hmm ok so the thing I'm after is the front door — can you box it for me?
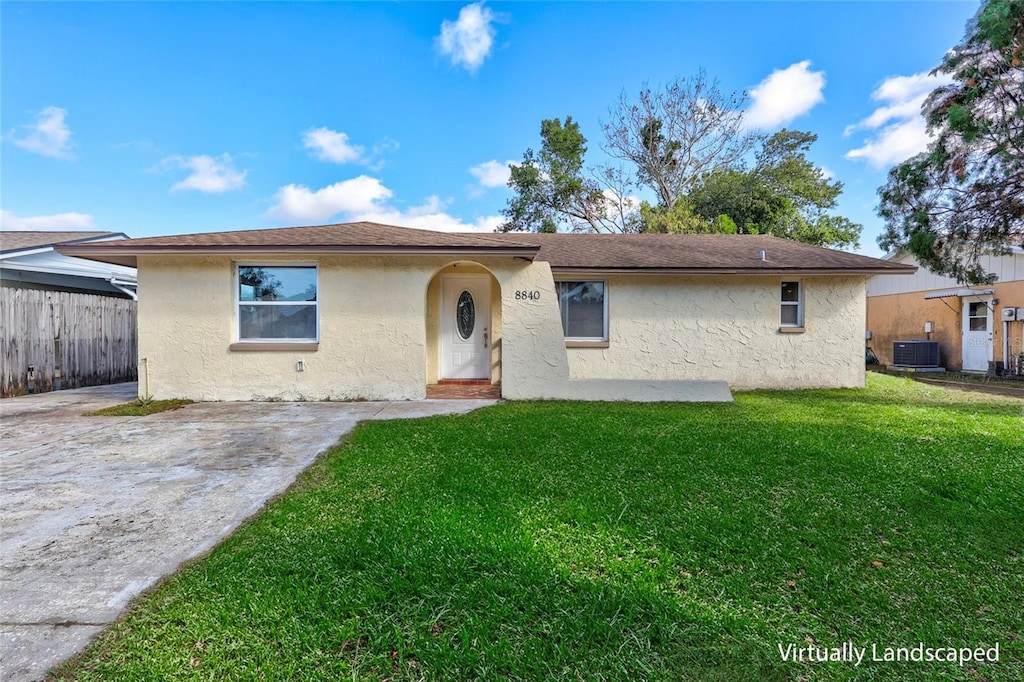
[962,297,993,372]
[441,275,491,379]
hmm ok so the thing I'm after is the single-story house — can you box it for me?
[59,222,914,402]
[1,231,139,396]
[867,248,1024,373]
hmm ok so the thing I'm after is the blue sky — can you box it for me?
[2,1,977,256]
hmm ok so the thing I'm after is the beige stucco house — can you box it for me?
[60,222,913,402]
[867,248,1024,373]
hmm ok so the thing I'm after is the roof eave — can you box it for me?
[56,243,540,268]
[548,266,918,276]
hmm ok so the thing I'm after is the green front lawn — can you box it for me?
[56,375,1023,681]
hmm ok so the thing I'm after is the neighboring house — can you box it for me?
[1,231,137,297]
[59,222,913,402]
[1,231,138,396]
[867,249,1024,373]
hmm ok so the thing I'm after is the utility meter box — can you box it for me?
[1002,307,1018,321]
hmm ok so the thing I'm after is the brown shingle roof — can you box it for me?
[56,221,915,274]
[82,222,535,250]
[0,231,124,254]
[512,232,915,273]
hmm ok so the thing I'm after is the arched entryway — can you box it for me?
[424,262,501,398]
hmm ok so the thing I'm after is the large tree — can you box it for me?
[503,76,860,245]
[685,130,862,248]
[877,0,1024,284]
[602,72,760,206]
[501,117,638,233]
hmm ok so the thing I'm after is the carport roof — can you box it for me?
[56,221,917,275]
[1,231,127,255]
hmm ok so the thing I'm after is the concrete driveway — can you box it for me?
[0,383,496,682]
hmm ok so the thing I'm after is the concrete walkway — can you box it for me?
[0,383,496,682]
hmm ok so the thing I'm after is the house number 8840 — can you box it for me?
[515,290,541,301]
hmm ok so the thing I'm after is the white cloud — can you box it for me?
[265,177,501,232]
[845,118,933,169]
[469,159,516,188]
[160,154,247,193]
[352,195,504,233]
[303,127,365,164]
[8,106,74,159]
[265,176,394,223]
[845,71,954,169]
[437,2,497,73]
[302,129,398,170]
[745,61,826,130]
[0,210,94,231]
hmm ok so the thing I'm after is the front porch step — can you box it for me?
[427,383,501,399]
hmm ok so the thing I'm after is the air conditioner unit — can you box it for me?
[893,340,940,367]
[1002,307,1018,321]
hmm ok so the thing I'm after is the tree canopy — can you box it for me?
[502,76,861,248]
[602,73,759,207]
[501,117,637,233]
[877,0,1024,284]
[685,130,861,247]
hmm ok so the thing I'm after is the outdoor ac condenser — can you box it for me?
[893,340,940,367]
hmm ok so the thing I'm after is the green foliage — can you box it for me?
[878,0,1024,284]
[687,130,862,248]
[711,214,738,234]
[503,78,860,246]
[639,198,711,234]
[501,117,625,233]
[58,375,1023,680]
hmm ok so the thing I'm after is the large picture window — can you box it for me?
[556,281,608,341]
[237,265,318,341]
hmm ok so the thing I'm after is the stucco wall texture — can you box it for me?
[566,275,866,390]
[137,256,866,400]
[137,255,569,401]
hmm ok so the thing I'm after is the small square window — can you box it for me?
[780,281,803,327]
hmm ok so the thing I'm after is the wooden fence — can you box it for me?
[1,287,137,397]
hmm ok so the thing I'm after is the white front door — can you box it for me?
[441,275,491,379]
[962,297,993,372]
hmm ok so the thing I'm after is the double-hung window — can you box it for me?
[555,280,608,342]
[780,280,803,328]
[237,265,318,342]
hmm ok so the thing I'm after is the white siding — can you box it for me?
[867,251,1023,297]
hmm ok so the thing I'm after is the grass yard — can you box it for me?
[84,398,193,417]
[55,374,1023,681]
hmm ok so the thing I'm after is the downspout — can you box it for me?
[109,277,138,300]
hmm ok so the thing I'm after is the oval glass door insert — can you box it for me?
[456,290,475,340]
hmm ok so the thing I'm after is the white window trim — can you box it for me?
[234,263,320,343]
[780,279,804,329]
[555,279,610,343]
